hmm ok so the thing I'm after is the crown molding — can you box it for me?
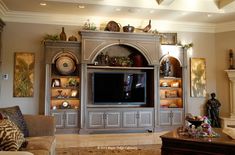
[0,1,234,33]
[0,10,217,33]
[215,21,235,32]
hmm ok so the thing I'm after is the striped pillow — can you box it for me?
[0,113,25,151]
[0,106,29,137]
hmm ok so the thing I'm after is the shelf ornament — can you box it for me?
[177,42,193,50]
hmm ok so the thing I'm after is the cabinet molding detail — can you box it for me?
[80,30,160,65]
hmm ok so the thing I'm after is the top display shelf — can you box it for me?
[87,65,154,70]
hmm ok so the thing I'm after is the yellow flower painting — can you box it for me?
[190,58,206,97]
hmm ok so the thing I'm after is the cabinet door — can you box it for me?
[65,111,78,128]
[88,111,104,128]
[105,112,121,128]
[159,111,171,126]
[138,110,153,127]
[172,110,183,125]
[123,111,138,128]
[51,111,64,128]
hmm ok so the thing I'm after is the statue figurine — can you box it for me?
[206,93,221,128]
[229,49,234,69]
[161,57,171,77]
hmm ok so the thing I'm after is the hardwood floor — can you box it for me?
[56,132,166,155]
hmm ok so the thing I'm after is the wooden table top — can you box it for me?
[160,128,235,147]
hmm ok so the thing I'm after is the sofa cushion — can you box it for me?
[22,136,56,155]
[0,113,26,151]
[0,106,29,137]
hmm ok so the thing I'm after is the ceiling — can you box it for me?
[1,0,235,23]
[0,0,235,32]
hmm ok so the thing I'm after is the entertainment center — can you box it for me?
[44,30,187,133]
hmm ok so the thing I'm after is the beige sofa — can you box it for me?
[0,115,56,155]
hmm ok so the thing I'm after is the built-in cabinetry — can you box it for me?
[159,109,183,126]
[43,31,187,133]
[52,109,79,128]
[44,41,81,133]
[157,45,187,130]
[87,108,153,130]
[79,30,159,133]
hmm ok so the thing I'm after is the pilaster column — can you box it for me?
[225,70,235,118]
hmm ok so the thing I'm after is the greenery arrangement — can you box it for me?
[43,34,60,41]
[178,42,193,50]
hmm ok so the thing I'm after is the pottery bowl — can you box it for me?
[123,25,135,32]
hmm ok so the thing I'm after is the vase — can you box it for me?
[133,54,143,67]
[60,27,67,41]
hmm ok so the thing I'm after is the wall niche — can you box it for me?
[93,44,149,67]
[160,55,182,78]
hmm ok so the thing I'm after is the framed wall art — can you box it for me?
[159,33,177,45]
[14,52,35,97]
[190,58,206,97]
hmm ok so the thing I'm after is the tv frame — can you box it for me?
[92,72,147,106]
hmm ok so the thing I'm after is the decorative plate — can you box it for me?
[104,21,120,32]
[56,56,76,75]
[62,101,69,108]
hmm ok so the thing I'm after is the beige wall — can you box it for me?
[215,31,235,117]
[0,22,80,114]
[0,22,220,116]
[177,32,217,116]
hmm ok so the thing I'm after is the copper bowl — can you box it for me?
[123,25,135,32]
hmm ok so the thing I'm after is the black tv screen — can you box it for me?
[93,72,146,105]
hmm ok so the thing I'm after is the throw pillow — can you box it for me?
[0,113,26,151]
[0,106,29,137]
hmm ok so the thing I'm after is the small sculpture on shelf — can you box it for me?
[67,78,78,87]
[95,52,106,65]
[206,93,221,128]
[161,57,171,77]
[136,20,151,33]
[83,19,96,30]
[95,52,133,67]
[68,35,77,41]
[51,79,61,87]
[229,49,234,69]
[60,101,71,109]
[57,90,63,98]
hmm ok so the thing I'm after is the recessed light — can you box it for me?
[115,8,121,11]
[128,8,140,13]
[40,2,47,6]
[149,10,155,14]
[207,14,212,17]
[78,5,85,9]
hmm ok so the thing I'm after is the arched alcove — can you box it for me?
[91,44,149,67]
[160,55,182,77]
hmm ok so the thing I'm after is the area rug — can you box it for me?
[56,144,161,155]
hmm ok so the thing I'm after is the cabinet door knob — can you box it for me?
[103,113,107,119]
[136,113,140,119]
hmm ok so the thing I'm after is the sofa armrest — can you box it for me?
[23,115,55,137]
[0,151,34,155]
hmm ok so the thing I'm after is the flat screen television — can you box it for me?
[93,72,146,105]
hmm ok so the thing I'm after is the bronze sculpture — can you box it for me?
[206,93,221,127]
